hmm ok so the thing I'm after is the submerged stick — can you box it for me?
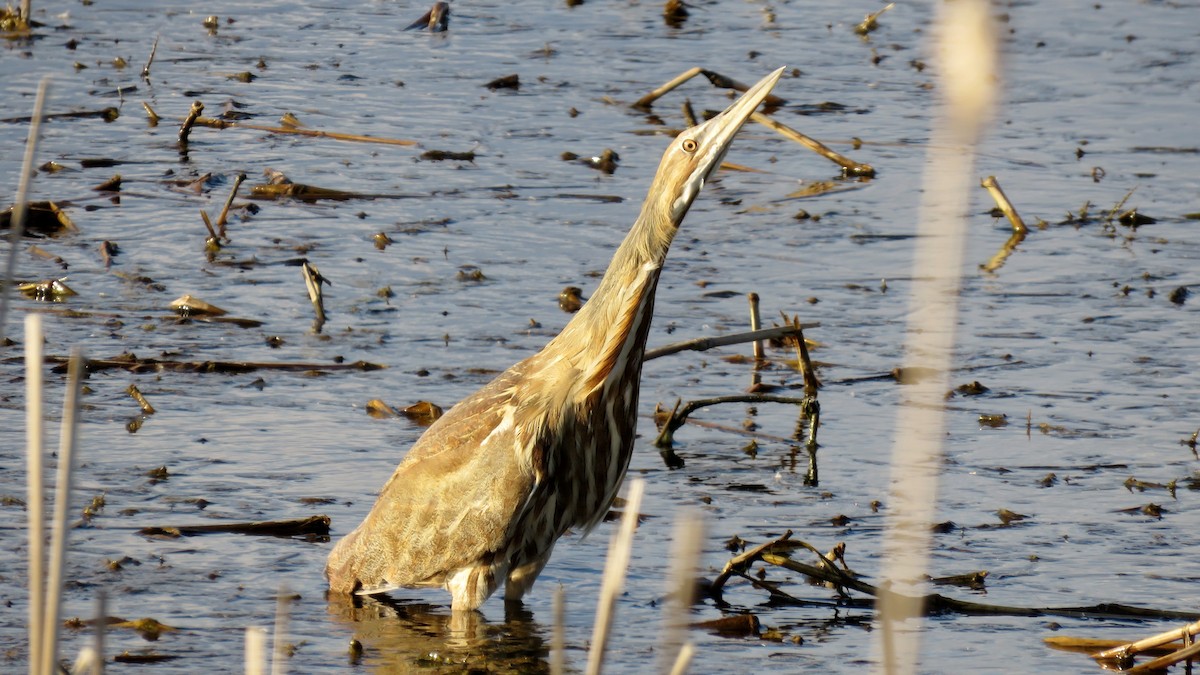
[25,315,45,675]
[747,293,764,361]
[643,323,817,361]
[191,116,418,146]
[980,175,1028,234]
[41,348,85,673]
[215,172,246,239]
[655,393,809,447]
[1,77,49,341]
[301,261,328,332]
[141,35,159,80]
[751,112,875,177]
[632,67,703,109]
[178,101,204,144]
[586,478,644,675]
[700,70,789,107]
[1092,618,1200,662]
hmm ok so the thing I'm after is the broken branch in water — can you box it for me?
[301,261,328,332]
[751,111,875,177]
[981,175,1028,234]
[715,532,1200,623]
[141,35,159,80]
[178,101,203,144]
[215,172,246,240]
[137,515,331,538]
[37,353,385,374]
[633,67,703,109]
[747,293,764,361]
[191,114,418,147]
[654,393,810,447]
[632,67,788,110]
[643,323,818,361]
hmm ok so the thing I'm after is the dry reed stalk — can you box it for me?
[875,2,997,674]
[749,111,875,177]
[1,77,50,341]
[551,585,565,675]
[1094,618,1200,661]
[667,642,695,675]
[980,175,1028,234]
[25,314,44,675]
[585,478,645,675]
[633,67,703,109]
[747,293,763,361]
[245,626,268,675]
[41,348,85,672]
[215,172,247,238]
[270,586,291,675]
[642,323,817,361]
[657,511,703,674]
[192,116,418,146]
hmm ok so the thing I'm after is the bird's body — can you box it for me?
[326,67,785,611]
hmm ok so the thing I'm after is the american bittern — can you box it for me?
[326,67,785,611]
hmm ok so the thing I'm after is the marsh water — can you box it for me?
[2,0,1199,672]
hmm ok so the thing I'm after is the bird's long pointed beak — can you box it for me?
[700,66,786,160]
[665,66,785,222]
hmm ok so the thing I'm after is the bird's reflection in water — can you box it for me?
[327,592,553,673]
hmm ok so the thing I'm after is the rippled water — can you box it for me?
[2,0,1198,672]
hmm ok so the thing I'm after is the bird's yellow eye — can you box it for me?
[681,138,698,153]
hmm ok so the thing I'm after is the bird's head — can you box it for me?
[649,66,785,227]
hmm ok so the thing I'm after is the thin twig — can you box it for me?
[41,348,85,673]
[751,111,875,177]
[655,394,809,447]
[980,175,1028,234]
[633,67,703,109]
[586,478,644,675]
[141,35,159,80]
[1,76,50,342]
[643,323,817,361]
[747,293,763,361]
[178,101,204,144]
[215,172,246,240]
[25,314,45,675]
[1093,618,1200,661]
[191,116,418,146]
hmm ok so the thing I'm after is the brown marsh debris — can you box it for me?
[41,352,385,374]
[485,74,520,91]
[406,2,450,32]
[1,201,77,237]
[137,514,331,538]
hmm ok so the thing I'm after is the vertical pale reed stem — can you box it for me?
[25,315,44,675]
[875,2,997,674]
[1,77,49,342]
[41,349,85,674]
[585,478,644,675]
[658,510,703,674]
[245,627,268,675]
[551,585,565,675]
[270,586,291,675]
